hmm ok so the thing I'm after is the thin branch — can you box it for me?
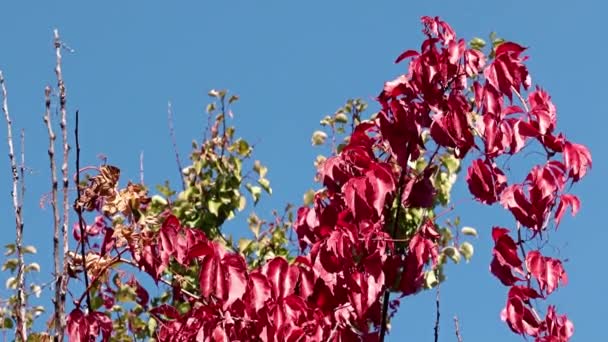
[54,28,70,340]
[167,101,186,190]
[379,172,406,342]
[139,151,144,184]
[434,284,440,342]
[0,71,27,341]
[19,129,25,206]
[43,84,61,339]
[74,110,92,310]
[454,316,463,342]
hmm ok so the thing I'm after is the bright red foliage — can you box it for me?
[66,16,590,342]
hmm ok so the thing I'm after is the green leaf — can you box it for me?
[148,318,158,337]
[5,276,16,289]
[258,178,272,195]
[246,184,262,205]
[115,286,137,303]
[25,262,40,273]
[22,245,37,254]
[1,258,17,272]
[228,94,239,104]
[236,139,250,156]
[311,130,328,146]
[4,244,15,256]
[459,242,474,262]
[30,284,42,298]
[443,246,461,264]
[238,196,247,212]
[303,189,315,205]
[469,37,486,50]
[334,113,348,123]
[253,161,268,178]
[208,200,222,216]
[461,226,478,237]
[1,318,13,329]
[424,270,438,289]
[441,154,460,174]
[238,239,252,253]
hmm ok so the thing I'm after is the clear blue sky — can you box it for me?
[0,1,605,341]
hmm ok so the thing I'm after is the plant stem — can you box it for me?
[74,110,92,311]
[1,71,27,341]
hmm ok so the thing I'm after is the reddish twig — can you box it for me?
[167,101,186,190]
[1,71,27,341]
[140,151,144,184]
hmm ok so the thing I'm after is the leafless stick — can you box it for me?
[74,110,92,311]
[434,284,440,342]
[168,101,185,190]
[44,84,62,339]
[54,28,70,340]
[1,71,27,341]
[19,129,25,206]
[454,316,463,342]
[139,151,144,184]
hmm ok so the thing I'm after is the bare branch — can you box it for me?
[379,172,406,342]
[1,71,27,341]
[434,284,440,342]
[139,151,144,184]
[74,110,92,311]
[454,316,463,342]
[168,101,185,190]
[54,28,70,340]
[44,83,62,340]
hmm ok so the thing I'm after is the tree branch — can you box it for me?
[168,101,185,190]
[434,284,440,342]
[454,316,463,342]
[54,28,70,340]
[0,71,27,341]
[379,172,406,342]
[43,83,62,339]
[74,110,92,311]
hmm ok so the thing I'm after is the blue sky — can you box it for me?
[0,1,605,341]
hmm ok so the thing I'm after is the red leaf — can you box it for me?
[246,272,271,313]
[490,227,524,285]
[563,141,592,182]
[222,253,248,308]
[394,50,419,64]
[66,309,87,342]
[501,286,542,336]
[542,306,574,341]
[263,257,299,299]
[554,194,580,228]
[87,312,112,342]
[526,250,568,295]
[467,159,507,204]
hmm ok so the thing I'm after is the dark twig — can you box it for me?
[19,129,25,206]
[379,172,406,342]
[454,316,463,342]
[168,101,186,190]
[43,84,62,339]
[54,28,70,340]
[74,110,92,310]
[434,283,440,342]
[1,71,27,341]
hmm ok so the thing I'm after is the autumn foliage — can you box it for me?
[1,16,591,342]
